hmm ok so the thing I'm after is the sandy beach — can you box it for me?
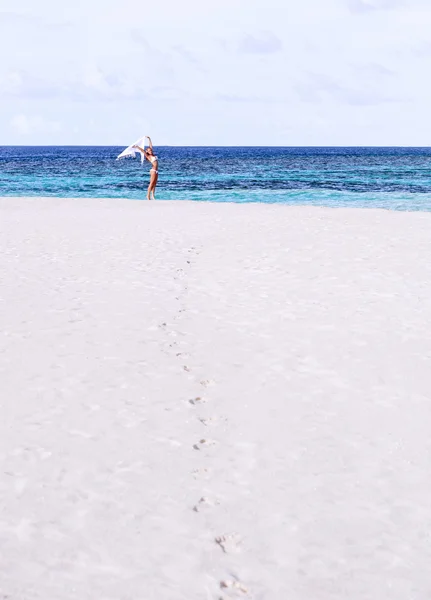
[1,197,431,600]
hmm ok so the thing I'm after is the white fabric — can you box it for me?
[117,136,146,164]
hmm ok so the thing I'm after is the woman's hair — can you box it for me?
[146,147,153,154]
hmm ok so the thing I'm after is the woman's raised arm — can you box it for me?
[132,145,149,162]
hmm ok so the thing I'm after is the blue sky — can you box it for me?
[1,0,430,145]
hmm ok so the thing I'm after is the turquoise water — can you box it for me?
[1,146,431,210]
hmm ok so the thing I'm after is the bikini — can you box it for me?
[149,154,159,174]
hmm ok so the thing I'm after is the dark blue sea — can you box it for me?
[1,146,431,210]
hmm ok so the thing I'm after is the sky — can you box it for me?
[1,0,430,146]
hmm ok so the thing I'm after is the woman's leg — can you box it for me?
[150,173,158,200]
[147,171,157,200]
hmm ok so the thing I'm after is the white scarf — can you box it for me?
[117,136,146,164]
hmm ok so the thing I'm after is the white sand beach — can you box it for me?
[1,197,431,600]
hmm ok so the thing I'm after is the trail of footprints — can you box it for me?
[160,246,251,599]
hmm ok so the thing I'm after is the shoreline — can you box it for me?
[2,194,431,214]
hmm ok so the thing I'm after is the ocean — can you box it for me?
[1,146,431,211]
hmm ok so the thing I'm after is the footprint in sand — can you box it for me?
[215,533,243,554]
[188,396,207,406]
[193,439,217,450]
[220,579,250,597]
[192,468,210,479]
[198,416,217,426]
[192,496,220,512]
[200,379,215,388]
[183,365,191,372]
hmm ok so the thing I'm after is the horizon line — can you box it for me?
[1,144,431,149]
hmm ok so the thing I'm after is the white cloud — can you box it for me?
[345,0,418,12]
[0,70,23,94]
[11,114,62,135]
[239,32,282,54]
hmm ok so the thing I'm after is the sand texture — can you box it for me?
[1,198,431,599]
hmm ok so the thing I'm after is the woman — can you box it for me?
[133,136,159,200]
